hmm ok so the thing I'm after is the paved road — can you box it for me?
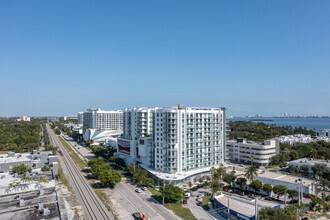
[184,189,212,220]
[59,134,180,220]
[46,124,114,220]
[116,178,181,220]
[62,134,95,160]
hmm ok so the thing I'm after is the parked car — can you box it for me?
[183,199,188,204]
[239,164,244,167]
[185,193,191,199]
[197,198,203,206]
[135,188,142,193]
[141,186,148,191]
[304,194,313,199]
[197,193,205,198]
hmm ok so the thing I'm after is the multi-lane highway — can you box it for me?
[46,124,114,220]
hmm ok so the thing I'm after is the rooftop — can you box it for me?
[233,169,316,186]
[215,193,280,217]
[289,158,330,168]
[0,153,35,164]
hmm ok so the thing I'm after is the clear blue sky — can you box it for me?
[1,1,329,116]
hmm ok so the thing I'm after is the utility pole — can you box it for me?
[301,182,304,205]
[227,199,230,220]
[298,184,300,206]
[162,181,165,205]
[255,197,258,220]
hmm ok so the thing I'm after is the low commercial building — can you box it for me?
[16,116,31,121]
[226,138,279,167]
[0,151,58,178]
[47,116,59,122]
[316,129,330,137]
[214,193,280,220]
[288,158,330,173]
[274,134,313,145]
[256,171,317,194]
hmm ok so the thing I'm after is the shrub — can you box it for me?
[10,164,32,175]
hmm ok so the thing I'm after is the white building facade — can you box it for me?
[117,105,227,183]
[316,129,330,137]
[226,138,279,167]
[82,108,123,132]
[77,112,84,125]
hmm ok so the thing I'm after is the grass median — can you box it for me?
[59,136,87,170]
[149,187,197,220]
[202,196,210,211]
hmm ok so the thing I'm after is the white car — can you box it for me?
[197,193,205,198]
[239,164,244,167]
[141,187,148,191]
[185,193,191,199]
[135,188,142,193]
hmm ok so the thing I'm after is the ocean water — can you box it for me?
[228,117,330,130]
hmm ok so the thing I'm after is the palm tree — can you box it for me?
[309,149,317,159]
[182,168,187,176]
[250,156,254,166]
[8,183,15,189]
[245,165,258,182]
[211,165,225,182]
[39,177,49,184]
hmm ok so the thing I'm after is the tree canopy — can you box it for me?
[10,164,32,175]
[236,177,247,190]
[159,184,184,203]
[0,120,42,152]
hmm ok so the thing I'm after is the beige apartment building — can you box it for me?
[226,138,279,167]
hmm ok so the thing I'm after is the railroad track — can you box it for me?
[46,124,112,220]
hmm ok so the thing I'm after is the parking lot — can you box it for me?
[183,187,213,220]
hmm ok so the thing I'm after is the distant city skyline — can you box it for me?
[1,1,329,116]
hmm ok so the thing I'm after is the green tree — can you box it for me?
[273,185,287,200]
[235,177,247,190]
[245,165,258,182]
[287,190,298,202]
[10,164,32,175]
[133,168,154,186]
[249,180,262,195]
[299,165,309,175]
[55,128,61,135]
[41,164,51,171]
[223,171,236,187]
[99,169,122,188]
[39,176,49,184]
[312,163,327,177]
[159,184,184,203]
[309,196,328,212]
[260,205,298,220]
[262,184,272,196]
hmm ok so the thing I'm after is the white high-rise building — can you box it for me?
[77,112,84,125]
[82,108,123,132]
[117,104,227,184]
